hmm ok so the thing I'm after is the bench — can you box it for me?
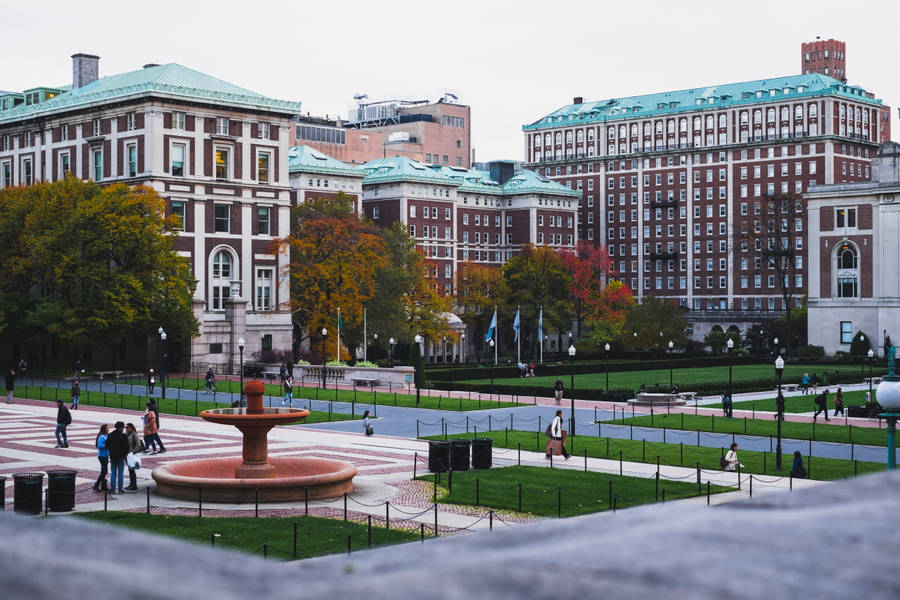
[351,377,380,389]
[783,384,799,392]
[678,392,697,402]
[93,370,123,380]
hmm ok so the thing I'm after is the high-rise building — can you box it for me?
[0,54,301,370]
[523,70,890,337]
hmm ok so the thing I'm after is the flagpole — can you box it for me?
[337,307,341,364]
[539,305,543,365]
[494,305,498,366]
[363,307,367,363]
[516,305,520,365]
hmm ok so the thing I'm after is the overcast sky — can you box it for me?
[3,0,899,161]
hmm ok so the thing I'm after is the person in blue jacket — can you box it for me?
[92,424,109,491]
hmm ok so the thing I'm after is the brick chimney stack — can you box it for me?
[72,53,100,89]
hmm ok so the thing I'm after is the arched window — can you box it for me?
[211,249,235,310]
[753,110,762,124]
[835,242,859,298]
[718,114,726,127]
[705,115,713,129]
[565,131,573,143]
[544,133,551,146]
[555,132,562,144]
[576,129,583,142]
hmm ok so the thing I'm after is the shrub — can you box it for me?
[795,345,825,358]
[250,348,294,364]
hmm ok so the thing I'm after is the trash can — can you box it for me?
[471,438,493,469]
[13,472,44,515]
[450,439,471,472]
[46,469,77,512]
[428,441,450,473]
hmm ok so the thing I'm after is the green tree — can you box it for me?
[0,178,197,360]
[455,261,506,360]
[622,297,687,355]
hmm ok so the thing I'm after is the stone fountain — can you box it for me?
[152,380,356,502]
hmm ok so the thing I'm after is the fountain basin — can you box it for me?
[152,456,357,502]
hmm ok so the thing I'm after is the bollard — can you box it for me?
[386,502,390,530]
[489,510,493,531]
[346,536,351,556]
[448,469,453,493]
[146,487,150,515]
[413,452,418,479]
[696,463,701,494]
[737,464,741,490]
[506,427,509,446]
[612,495,617,513]
[584,448,588,472]
[655,470,659,500]
[749,475,753,498]
[255,488,259,518]
[198,486,203,518]
[293,522,299,558]
[619,450,623,476]
[854,459,858,476]
[517,443,521,465]
[662,488,666,503]
[434,503,438,537]
[642,439,646,461]
[416,421,420,439]
[680,442,683,465]
[707,481,711,505]
[557,487,562,518]
[420,523,425,543]
[518,482,522,512]
[790,473,793,491]
[476,478,480,505]
[305,486,309,515]
[368,515,372,547]
[608,480,612,508]
[104,487,108,512]
[344,492,348,521]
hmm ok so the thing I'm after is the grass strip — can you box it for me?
[706,389,870,414]
[72,512,420,560]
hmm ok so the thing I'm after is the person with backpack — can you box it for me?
[813,390,830,422]
[723,442,743,471]
[70,378,81,409]
[545,409,570,460]
[282,376,293,406]
[834,387,844,417]
[54,399,71,448]
[106,421,130,494]
[362,410,373,436]
[790,451,807,479]
[143,400,166,454]
[204,368,216,393]
[93,424,109,492]
[125,423,144,491]
[722,392,733,418]
[553,379,564,404]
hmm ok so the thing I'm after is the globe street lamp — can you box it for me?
[568,344,576,451]
[860,334,867,378]
[461,333,466,364]
[388,337,395,368]
[868,348,875,396]
[726,337,734,417]
[775,354,784,471]
[238,337,245,400]
[414,334,423,405]
[320,328,327,389]
[604,342,611,397]
[668,340,674,391]
[488,338,495,397]
[158,327,167,400]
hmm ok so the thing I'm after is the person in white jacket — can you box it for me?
[724,442,744,471]
[545,409,570,460]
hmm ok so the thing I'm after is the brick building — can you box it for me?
[0,54,301,371]
[805,141,900,355]
[291,97,471,168]
[802,38,847,82]
[523,68,890,339]
[287,144,363,211]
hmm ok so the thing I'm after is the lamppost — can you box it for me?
[388,337,395,368]
[414,334,423,405]
[442,337,447,363]
[461,333,466,364]
[371,333,377,363]
[775,354,784,470]
[868,348,875,396]
[860,335,867,378]
[604,342,611,396]
[320,328,327,389]
[726,337,734,412]
[568,344,576,450]
[668,340,674,391]
[488,339,495,396]
[158,327,167,400]
[238,337,245,395]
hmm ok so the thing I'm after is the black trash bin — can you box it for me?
[450,439,471,471]
[46,469,77,512]
[471,438,493,469]
[13,472,44,515]
[428,441,450,473]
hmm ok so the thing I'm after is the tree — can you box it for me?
[622,296,687,354]
[501,244,572,358]
[583,280,636,349]
[279,193,388,358]
[455,261,506,360]
[558,241,614,335]
[738,194,804,350]
[0,178,197,361]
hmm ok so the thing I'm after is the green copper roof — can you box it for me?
[501,169,580,197]
[361,156,454,185]
[433,165,504,194]
[288,145,364,177]
[0,63,301,124]
[524,73,883,131]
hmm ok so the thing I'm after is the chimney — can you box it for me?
[573,96,584,105]
[143,63,160,69]
[72,53,100,89]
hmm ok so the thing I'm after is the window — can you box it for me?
[171,143,185,176]
[258,123,270,139]
[172,112,186,130]
[126,112,136,131]
[836,243,859,298]
[126,143,137,177]
[836,208,857,228]
[216,117,230,135]
[0,161,10,188]
[91,150,102,181]
[92,118,101,136]
[840,321,853,344]
[256,268,273,311]
[214,204,231,233]
[211,250,233,310]
[257,206,271,235]
[257,152,270,183]
[215,148,230,179]
[171,200,186,230]
[59,152,70,179]
[372,206,379,220]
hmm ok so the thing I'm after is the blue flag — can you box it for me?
[485,309,497,342]
[538,306,543,341]
[513,307,520,342]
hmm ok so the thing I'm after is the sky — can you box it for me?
[3,0,900,161]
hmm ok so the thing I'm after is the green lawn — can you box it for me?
[707,389,870,414]
[460,363,871,392]
[417,465,730,516]
[72,512,421,559]
[14,384,356,424]
[605,412,886,447]
[426,431,884,481]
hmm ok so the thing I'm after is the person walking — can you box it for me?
[143,401,166,454]
[5,368,14,404]
[147,369,156,395]
[553,379,564,404]
[834,387,845,417]
[204,368,216,393]
[70,378,81,409]
[17,358,27,378]
[790,450,807,479]
[54,399,71,448]
[282,376,293,406]
[813,390,830,422]
[529,362,535,377]
[800,373,811,395]
[545,409,570,460]
[106,421,129,494]
[724,442,744,471]
[125,423,143,491]
[811,373,819,395]
[722,392,733,418]
[362,409,373,436]
[774,390,785,421]
[93,424,109,492]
